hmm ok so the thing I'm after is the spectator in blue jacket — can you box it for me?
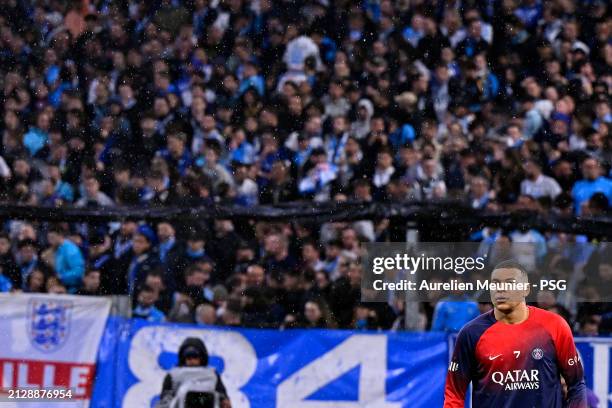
[133,284,166,323]
[431,292,480,332]
[47,224,85,293]
[0,272,12,292]
[572,157,612,215]
[23,111,50,158]
[238,62,265,97]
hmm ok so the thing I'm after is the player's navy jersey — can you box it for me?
[444,306,586,408]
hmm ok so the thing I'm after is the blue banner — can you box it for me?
[91,318,612,408]
[575,338,612,408]
[91,318,448,408]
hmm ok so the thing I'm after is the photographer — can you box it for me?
[158,337,230,408]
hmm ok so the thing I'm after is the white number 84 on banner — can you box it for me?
[123,326,399,408]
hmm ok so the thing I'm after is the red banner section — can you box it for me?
[0,358,95,399]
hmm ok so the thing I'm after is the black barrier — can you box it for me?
[0,201,611,239]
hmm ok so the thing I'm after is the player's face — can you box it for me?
[490,268,530,313]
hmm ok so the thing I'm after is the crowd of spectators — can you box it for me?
[0,0,610,333]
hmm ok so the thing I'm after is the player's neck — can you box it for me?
[494,303,529,324]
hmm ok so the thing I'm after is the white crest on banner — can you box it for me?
[27,298,72,352]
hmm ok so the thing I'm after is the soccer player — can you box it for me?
[444,260,586,407]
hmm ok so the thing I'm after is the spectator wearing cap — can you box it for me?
[47,225,85,293]
[184,228,211,267]
[126,225,160,296]
[87,232,117,294]
[572,157,612,215]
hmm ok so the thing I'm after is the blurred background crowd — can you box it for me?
[0,0,610,333]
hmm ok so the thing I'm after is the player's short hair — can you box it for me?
[492,260,528,277]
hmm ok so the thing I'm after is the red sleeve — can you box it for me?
[551,315,587,408]
[444,329,474,408]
